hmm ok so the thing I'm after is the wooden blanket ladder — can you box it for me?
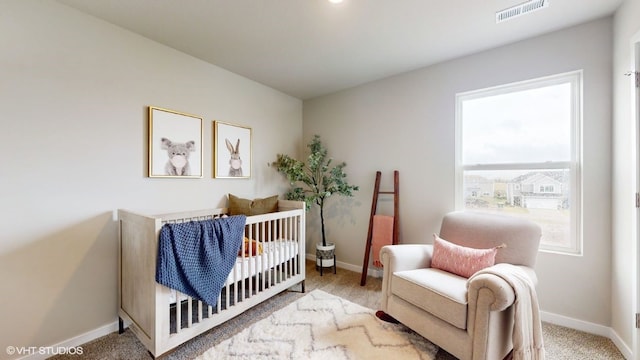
[360,170,399,286]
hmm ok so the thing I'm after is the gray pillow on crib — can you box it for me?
[228,194,279,216]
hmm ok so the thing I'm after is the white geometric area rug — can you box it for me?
[196,289,438,360]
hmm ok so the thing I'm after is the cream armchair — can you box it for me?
[379,211,541,360]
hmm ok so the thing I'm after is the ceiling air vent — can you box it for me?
[496,0,549,23]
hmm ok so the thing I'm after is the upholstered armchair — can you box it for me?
[379,211,542,360]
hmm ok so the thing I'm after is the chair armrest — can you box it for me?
[467,265,536,312]
[466,270,518,359]
[380,244,433,273]
[466,264,538,358]
[380,245,433,312]
[467,273,516,312]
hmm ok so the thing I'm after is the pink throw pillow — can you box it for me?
[431,234,503,278]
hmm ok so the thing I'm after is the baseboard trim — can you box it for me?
[16,321,118,360]
[541,311,632,359]
[305,254,384,278]
[608,328,633,360]
[540,311,611,337]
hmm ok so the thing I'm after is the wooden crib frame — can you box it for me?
[117,200,306,358]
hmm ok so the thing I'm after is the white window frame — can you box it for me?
[455,70,583,255]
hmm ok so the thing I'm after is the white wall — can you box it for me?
[304,18,613,327]
[3,0,636,356]
[0,0,301,356]
[612,0,640,355]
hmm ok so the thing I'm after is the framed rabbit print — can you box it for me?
[148,106,203,178]
[213,121,251,178]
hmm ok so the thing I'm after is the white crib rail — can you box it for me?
[118,201,305,357]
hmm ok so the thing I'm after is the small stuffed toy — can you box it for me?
[238,237,263,257]
[161,137,195,176]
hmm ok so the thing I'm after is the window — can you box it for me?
[539,185,555,193]
[455,71,582,254]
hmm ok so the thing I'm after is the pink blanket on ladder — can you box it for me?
[372,215,394,268]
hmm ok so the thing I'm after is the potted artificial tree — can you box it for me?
[272,135,358,271]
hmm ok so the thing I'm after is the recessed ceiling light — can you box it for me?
[328,0,344,4]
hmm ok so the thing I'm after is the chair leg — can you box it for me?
[503,349,514,360]
[118,317,125,334]
[375,311,399,324]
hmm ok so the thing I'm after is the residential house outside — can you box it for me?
[463,170,571,248]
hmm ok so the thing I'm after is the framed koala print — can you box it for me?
[213,121,251,179]
[148,106,203,178]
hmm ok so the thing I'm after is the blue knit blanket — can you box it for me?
[156,215,246,305]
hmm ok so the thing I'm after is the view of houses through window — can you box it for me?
[463,169,571,249]
[456,71,581,254]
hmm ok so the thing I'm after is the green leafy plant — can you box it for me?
[273,135,359,247]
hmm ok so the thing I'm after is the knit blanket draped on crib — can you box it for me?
[156,215,246,306]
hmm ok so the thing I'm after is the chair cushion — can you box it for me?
[391,268,468,330]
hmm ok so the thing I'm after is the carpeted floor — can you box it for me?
[51,260,625,360]
[196,289,438,359]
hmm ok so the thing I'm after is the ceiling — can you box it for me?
[56,0,623,100]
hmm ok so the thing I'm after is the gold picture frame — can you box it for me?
[148,106,203,178]
[213,121,252,179]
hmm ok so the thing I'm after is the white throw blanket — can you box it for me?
[470,263,545,360]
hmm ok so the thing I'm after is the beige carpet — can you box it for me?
[49,260,625,359]
[196,289,438,360]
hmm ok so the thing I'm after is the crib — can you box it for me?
[117,200,306,358]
